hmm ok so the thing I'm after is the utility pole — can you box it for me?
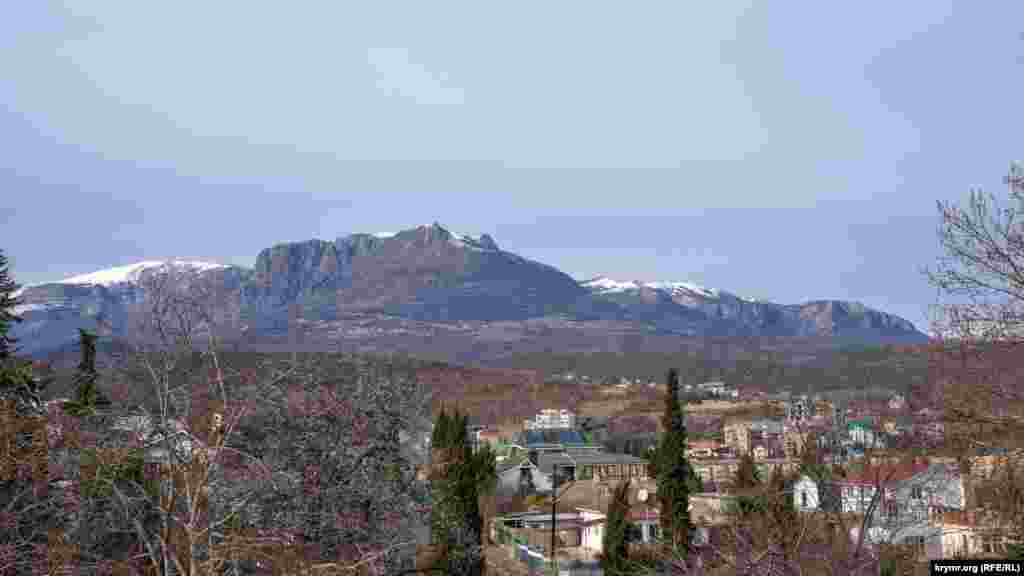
[548,454,580,576]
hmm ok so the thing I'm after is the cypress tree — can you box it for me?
[429,407,495,576]
[654,368,695,556]
[600,478,632,576]
[0,249,22,361]
[433,406,450,449]
[65,329,110,416]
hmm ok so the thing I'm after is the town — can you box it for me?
[434,374,1019,575]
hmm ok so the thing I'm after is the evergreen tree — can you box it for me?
[429,407,495,576]
[600,478,632,576]
[0,248,22,361]
[0,251,42,410]
[654,368,695,556]
[433,406,450,449]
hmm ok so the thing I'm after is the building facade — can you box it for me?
[525,408,576,430]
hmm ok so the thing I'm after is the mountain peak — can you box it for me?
[374,223,500,251]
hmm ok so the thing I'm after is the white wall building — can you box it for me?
[526,409,576,430]
[793,475,821,512]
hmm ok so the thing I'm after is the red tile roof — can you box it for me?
[626,507,660,522]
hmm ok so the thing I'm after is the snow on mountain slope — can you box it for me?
[582,276,761,303]
[54,260,228,287]
[581,277,642,293]
[644,281,720,299]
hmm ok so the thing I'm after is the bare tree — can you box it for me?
[926,162,1024,342]
[68,263,433,576]
[921,162,1024,559]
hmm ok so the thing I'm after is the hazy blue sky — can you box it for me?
[3,1,1022,333]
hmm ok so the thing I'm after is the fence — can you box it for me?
[494,522,603,576]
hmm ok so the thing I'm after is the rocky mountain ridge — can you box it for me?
[11,223,928,358]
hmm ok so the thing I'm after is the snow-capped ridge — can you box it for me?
[581,277,643,293]
[55,260,229,287]
[644,281,720,299]
[582,275,763,303]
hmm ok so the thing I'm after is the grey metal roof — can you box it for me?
[497,454,534,475]
[536,451,649,475]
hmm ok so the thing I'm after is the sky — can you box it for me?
[2,1,1023,333]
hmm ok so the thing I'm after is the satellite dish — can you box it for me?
[637,489,648,502]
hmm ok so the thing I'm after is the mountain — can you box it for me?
[580,276,923,342]
[10,223,927,358]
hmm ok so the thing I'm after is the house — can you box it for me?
[476,429,502,448]
[827,459,966,552]
[749,419,784,435]
[723,420,751,456]
[786,395,810,422]
[888,394,907,411]
[847,419,883,448]
[525,409,576,430]
[496,454,552,497]
[604,431,658,458]
[813,398,835,419]
[937,510,986,558]
[752,445,769,461]
[968,447,1024,480]
[690,457,799,486]
[793,475,822,512]
[693,381,737,398]
[517,428,589,449]
[537,451,651,489]
[686,439,721,459]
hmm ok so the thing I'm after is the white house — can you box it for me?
[793,475,822,512]
[578,505,661,550]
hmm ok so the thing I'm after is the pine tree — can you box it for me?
[0,250,41,410]
[0,249,22,361]
[654,368,695,556]
[600,478,632,576]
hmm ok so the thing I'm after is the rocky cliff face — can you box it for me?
[10,224,927,357]
[580,278,925,342]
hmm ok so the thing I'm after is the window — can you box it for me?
[886,501,898,520]
[801,490,808,508]
[911,485,923,500]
